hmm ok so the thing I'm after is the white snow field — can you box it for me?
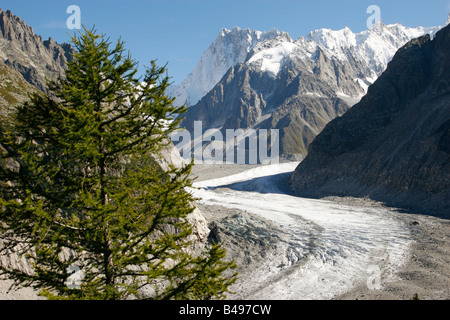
[188,163,413,300]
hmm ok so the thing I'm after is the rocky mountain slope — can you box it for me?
[178,22,441,159]
[174,22,441,108]
[290,24,450,218]
[0,60,39,121]
[0,8,73,93]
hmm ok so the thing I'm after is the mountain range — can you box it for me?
[173,22,440,107]
[0,7,448,218]
[168,27,290,107]
[290,23,450,217]
[175,21,442,159]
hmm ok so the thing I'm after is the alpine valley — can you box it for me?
[1,5,449,301]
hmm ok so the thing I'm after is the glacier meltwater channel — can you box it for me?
[187,163,412,300]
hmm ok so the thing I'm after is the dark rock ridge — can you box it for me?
[290,25,450,217]
[0,8,74,93]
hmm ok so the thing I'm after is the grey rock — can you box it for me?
[176,22,443,161]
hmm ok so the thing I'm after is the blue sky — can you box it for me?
[1,0,448,84]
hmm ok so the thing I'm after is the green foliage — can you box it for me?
[0,27,236,300]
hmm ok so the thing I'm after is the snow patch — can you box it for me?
[247,42,298,76]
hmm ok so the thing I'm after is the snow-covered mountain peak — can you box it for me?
[301,23,440,74]
[247,37,298,77]
[168,26,286,106]
[305,27,357,59]
[169,21,442,107]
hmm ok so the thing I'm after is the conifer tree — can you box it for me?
[0,28,236,300]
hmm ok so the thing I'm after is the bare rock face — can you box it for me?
[168,27,292,107]
[0,60,39,120]
[153,141,211,252]
[0,8,74,93]
[290,25,450,217]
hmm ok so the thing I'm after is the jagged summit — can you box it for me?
[220,26,284,36]
[0,8,74,92]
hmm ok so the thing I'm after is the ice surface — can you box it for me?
[188,163,413,299]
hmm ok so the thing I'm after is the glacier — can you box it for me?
[188,163,413,299]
